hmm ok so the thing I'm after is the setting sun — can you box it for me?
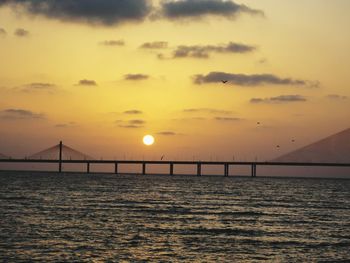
[143,135,155,146]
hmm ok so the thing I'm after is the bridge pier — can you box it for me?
[87,162,90,173]
[170,163,174,176]
[251,164,257,177]
[115,162,118,174]
[58,141,63,173]
[197,163,202,176]
[224,163,229,177]
[142,163,146,175]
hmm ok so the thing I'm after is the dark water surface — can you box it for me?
[0,172,349,262]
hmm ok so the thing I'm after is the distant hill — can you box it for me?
[273,128,350,163]
[0,153,8,159]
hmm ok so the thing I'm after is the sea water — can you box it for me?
[0,172,349,262]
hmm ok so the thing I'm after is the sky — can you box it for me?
[0,0,349,161]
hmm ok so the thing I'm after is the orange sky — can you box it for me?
[0,0,349,161]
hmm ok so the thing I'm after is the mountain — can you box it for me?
[273,128,350,163]
[0,153,8,159]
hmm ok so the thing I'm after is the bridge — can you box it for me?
[1,141,350,177]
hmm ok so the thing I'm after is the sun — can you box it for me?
[143,135,155,146]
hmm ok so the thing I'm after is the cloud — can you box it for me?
[23,83,56,89]
[1,0,263,26]
[326,94,348,100]
[15,83,57,93]
[257,58,267,64]
[124,74,149,81]
[214,116,242,121]
[76,79,97,86]
[140,41,168,49]
[159,0,264,20]
[100,40,125,46]
[250,95,307,104]
[14,28,29,37]
[173,42,255,58]
[118,124,143,129]
[0,108,45,120]
[118,119,145,128]
[157,131,177,136]
[0,28,6,36]
[129,119,145,125]
[0,0,152,26]
[124,110,143,115]
[55,122,77,128]
[194,72,315,87]
[183,108,233,114]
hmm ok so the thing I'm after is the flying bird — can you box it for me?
[291,139,295,143]
[257,122,260,125]
[276,145,280,148]
[221,80,228,84]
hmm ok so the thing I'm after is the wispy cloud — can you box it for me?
[129,119,145,125]
[140,41,168,49]
[117,119,146,129]
[55,122,77,128]
[194,72,318,87]
[174,116,241,122]
[0,0,152,26]
[123,110,143,115]
[100,40,125,46]
[15,83,57,93]
[0,28,6,36]
[173,42,255,58]
[159,0,264,20]
[14,28,29,37]
[257,58,267,64]
[183,108,233,115]
[124,74,149,81]
[157,131,178,136]
[214,117,242,121]
[326,94,348,100]
[0,109,45,120]
[76,79,97,86]
[250,95,307,104]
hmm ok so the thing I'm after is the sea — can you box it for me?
[0,172,349,262]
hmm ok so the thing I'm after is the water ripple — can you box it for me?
[0,172,349,262]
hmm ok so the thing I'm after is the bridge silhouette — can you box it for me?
[1,141,350,177]
[28,141,93,161]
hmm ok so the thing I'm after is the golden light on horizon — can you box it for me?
[143,135,155,146]
[0,1,349,161]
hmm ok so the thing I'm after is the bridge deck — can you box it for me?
[1,159,350,166]
[1,159,349,177]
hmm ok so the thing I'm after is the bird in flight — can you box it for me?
[276,145,280,148]
[221,80,228,84]
[257,122,260,125]
[291,139,295,143]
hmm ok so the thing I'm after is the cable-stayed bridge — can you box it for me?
[28,141,93,160]
[0,141,350,177]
